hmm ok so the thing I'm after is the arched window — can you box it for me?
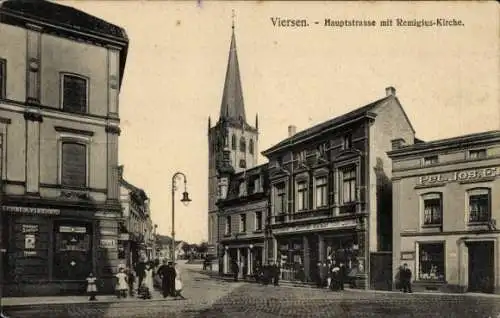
[240,137,246,153]
[249,139,254,154]
[231,134,236,150]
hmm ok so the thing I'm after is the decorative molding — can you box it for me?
[28,58,39,72]
[40,183,107,194]
[23,111,43,122]
[109,75,118,90]
[60,189,91,201]
[105,125,121,135]
[54,126,94,137]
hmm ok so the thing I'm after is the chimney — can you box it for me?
[385,86,396,97]
[391,138,406,150]
[288,125,297,137]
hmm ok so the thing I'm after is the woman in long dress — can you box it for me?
[141,263,154,299]
[174,263,186,299]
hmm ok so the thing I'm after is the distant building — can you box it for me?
[0,0,128,296]
[156,234,172,261]
[119,166,153,268]
[389,130,500,294]
[262,86,415,289]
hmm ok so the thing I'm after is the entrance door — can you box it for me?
[468,241,494,293]
[307,235,319,283]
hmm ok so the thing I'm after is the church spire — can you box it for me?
[219,10,246,123]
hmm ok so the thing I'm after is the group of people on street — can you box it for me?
[315,260,351,291]
[86,257,186,301]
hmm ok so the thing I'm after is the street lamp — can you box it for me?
[171,172,191,263]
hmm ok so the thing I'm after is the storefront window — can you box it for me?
[54,223,92,280]
[418,243,445,281]
[278,239,305,282]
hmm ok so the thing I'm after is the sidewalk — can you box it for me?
[196,268,500,299]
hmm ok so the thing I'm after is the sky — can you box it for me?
[63,1,499,244]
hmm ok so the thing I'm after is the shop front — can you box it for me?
[1,204,121,296]
[221,240,265,279]
[271,219,367,285]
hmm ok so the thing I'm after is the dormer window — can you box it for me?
[423,156,438,166]
[469,149,486,159]
[343,134,352,150]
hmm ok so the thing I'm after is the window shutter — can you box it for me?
[62,143,86,187]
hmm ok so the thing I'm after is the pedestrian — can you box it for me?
[135,257,146,295]
[140,263,154,299]
[174,262,186,299]
[273,261,280,286]
[331,262,340,291]
[401,263,413,293]
[231,260,239,282]
[395,265,403,291]
[157,259,171,298]
[320,262,328,288]
[262,262,271,285]
[86,272,98,301]
[115,267,128,299]
[326,261,333,289]
[338,262,346,291]
[126,268,136,297]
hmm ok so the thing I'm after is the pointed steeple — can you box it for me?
[219,11,246,123]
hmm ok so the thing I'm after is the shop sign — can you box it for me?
[22,224,39,233]
[24,251,37,257]
[272,219,357,235]
[2,206,60,215]
[59,226,87,233]
[400,251,415,261]
[100,239,117,249]
[118,233,130,241]
[418,167,499,186]
[24,234,36,249]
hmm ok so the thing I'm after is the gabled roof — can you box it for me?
[262,96,391,156]
[0,0,129,88]
[219,27,246,123]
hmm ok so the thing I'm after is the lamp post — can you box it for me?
[171,172,191,263]
[152,224,158,260]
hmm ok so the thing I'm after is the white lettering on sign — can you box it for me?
[2,206,60,215]
[273,219,357,235]
[100,239,117,249]
[23,251,37,257]
[418,167,499,185]
[22,224,39,233]
[59,226,87,233]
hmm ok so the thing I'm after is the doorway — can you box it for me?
[468,241,494,293]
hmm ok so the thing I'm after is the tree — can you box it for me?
[198,241,209,254]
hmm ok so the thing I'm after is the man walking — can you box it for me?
[400,263,413,293]
[157,259,172,298]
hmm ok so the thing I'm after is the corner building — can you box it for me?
[262,87,415,289]
[389,131,500,294]
[0,1,128,296]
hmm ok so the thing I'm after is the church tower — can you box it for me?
[207,17,259,250]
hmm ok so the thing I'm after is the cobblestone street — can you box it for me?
[4,265,500,318]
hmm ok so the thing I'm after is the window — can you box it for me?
[225,216,231,235]
[315,176,328,208]
[239,214,246,232]
[341,167,356,204]
[418,243,445,281]
[231,134,236,150]
[255,211,263,231]
[274,183,286,215]
[296,181,308,211]
[61,142,87,187]
[0,59,5,99]
[423,156,438,165]
[240,137,246,152]
[62,74,88,113]
[249,139,254,154]
[343,134,352,150]
[468,188,491,223]
[422,193,442,226]
[297,151,306,165]
[469,149,486,159]
[239,159,247,169]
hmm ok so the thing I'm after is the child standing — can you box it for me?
[115,267,128,298]
[86,273,98,301]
